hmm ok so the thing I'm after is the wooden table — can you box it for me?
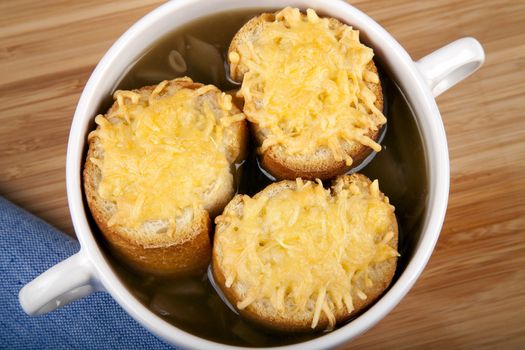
[1,0,524,348]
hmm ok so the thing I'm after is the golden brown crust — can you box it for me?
[212,174,398,332]
[229,11,384,180]
[230,97,250,165]
[84,137,212,277]
[228,13,275,82]
[83,78,247,277]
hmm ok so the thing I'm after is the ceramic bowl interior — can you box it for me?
[66,1,449,349]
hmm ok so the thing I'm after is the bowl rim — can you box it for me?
[66,0,449,349]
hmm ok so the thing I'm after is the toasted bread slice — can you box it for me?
[212,174,398,332]
[84,77,248,277]
[228,8,385,180]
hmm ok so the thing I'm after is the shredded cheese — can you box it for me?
[89,78,244,230]
[232,7,386,165]
[215,177,398,329]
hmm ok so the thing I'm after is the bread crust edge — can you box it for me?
[83,78,248,277]
[229,11,385,180]
[212,175,398,332]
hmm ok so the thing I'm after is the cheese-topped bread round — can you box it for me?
[228,7,385,180]
[84,77,248,276]
[212,174,398,332]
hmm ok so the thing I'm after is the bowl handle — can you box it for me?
[416,37,485,97]
[19,251,100,315]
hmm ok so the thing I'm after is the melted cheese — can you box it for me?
[216,178,398,329]
[88,78,243,230]
[231,7,386,165]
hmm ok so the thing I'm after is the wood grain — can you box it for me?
[1,0,524,348]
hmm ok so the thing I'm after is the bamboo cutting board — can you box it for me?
[1,0,524,348]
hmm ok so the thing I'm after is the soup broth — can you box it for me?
[90,8,428,347]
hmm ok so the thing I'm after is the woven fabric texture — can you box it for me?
[0,197,174,349]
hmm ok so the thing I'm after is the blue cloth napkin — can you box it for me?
[0,197,174,349]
